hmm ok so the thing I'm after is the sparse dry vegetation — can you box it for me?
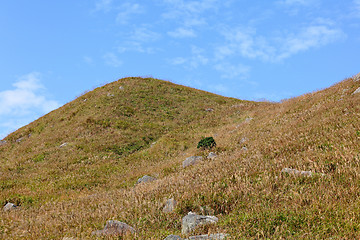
[1,75,360,239]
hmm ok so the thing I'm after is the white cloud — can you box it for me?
[103,52,122,67]
[170,46,208,69]
[353,0,360,17]
[216,23,345,62]
[116,2,144,24]
[277,0,317,6]
[214,62,251,79]
[0,72,61,138]
[168,27,196,38]
[95,0,113,12]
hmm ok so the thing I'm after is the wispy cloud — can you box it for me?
[353,0,360,18]
[277,0,316,6]
[168,27,196,38]
[94,0,113,12]
[216,23,345,62]
[103,52,122,67]
[116,2,144,24]
[0,72,60,138]
[170,46,208,69]
[214,62,251,79]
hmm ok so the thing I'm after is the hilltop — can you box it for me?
[1,74,360,239]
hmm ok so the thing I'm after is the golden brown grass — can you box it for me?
[1,75,360,239]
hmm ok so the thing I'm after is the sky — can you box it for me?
[0,0,360,139]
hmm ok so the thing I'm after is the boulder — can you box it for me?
[352,87,360,95]
[136,175,156,184]
[207,152,217,160]
[164,235,183,240]
[163,198,177,213]
[183,156,203,168]
[3,202,17,212]
[281,168,312,177]
[182,212,218,235]
[92,220,135,236]
[188,233,230,240]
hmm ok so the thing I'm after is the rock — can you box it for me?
[164,235,183,240]
[182,156,203,168]
[3,202,17,212]
[205,108,214,112]
[353,72,360,82]
[136,175,156,184]
[242,146,248,151]
[0,140,6,146]
[62,237,77,240]
[352,87,360,95]
[59,143,68,148]
[281,168,312,177]
[182,212,219,235]
[239,137,248,143]
[119,86,124,90]
[16,137,24,143]
[244,117,253,123]
[207,152,217,160]
[188,233,230,240]
[92,220,135,236]
[163,198,177,213]
[107,93,114,97]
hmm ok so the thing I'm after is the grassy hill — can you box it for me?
[1,75,360,239]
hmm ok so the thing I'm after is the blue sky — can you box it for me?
[1,0,360,138]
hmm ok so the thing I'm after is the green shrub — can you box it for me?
[197,137,216,149]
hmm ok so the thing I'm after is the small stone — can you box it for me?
[119,86,124,90]
[242,146,248,151]
[0,140,6,146]
[164,235,183,240]
[188,233,230,240]
[207,152,217,160]
[182,156,203,168]
[282,168,312,177]
[16,137,24,143]
[244,117,253,123]
[3,202,17,212]
[205,108,214,112]
[107,93,114,97]
[352,87,360,95]
[353,72,360,82]
[59,143,68,148]
[163,198,177,213]
[136,175,156,184]
[182,212,219,235]
[92,220,135,236]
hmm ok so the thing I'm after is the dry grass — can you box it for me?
[1,75,360,239]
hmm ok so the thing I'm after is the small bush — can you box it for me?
[197,137,216,149]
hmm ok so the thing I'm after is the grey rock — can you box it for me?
[92,220,135,236]
[244,117,253,123]
[0,140,6,146]
[119,86,124,90]
[282,168,312,177]
[62,237,77,240]
[59,143,68,148]
[183,156,203,168]
[16,137,24,143]
[164,235,183,240]
[207,152,217,160]
[352,87,360,95]
[242,146,248,151]
[188,233,230,240]
[163,198,177,213]
[353,72,360,82]
[205,108,214,112]
[182,212,219,235]
[137,175,156,184]
[3,202,17,212]
[107,93,114,97]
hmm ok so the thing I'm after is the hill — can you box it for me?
[1,74,360,239]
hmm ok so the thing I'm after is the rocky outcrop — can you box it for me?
[182,212,218,235]
[183,156,203,168]
[207,152,217,160]
[282,168,312,177]
[163,198,177,213]
[3,202,17,212]
[188,233,229,240]
[92,220,135,236]
[136,175,156,184]
[164,235,183,240]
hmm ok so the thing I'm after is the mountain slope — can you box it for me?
[1,74,360,239]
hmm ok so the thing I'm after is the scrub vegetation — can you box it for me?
[1,75,360,239]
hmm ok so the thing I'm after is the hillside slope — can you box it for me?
[1,74,360,239]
